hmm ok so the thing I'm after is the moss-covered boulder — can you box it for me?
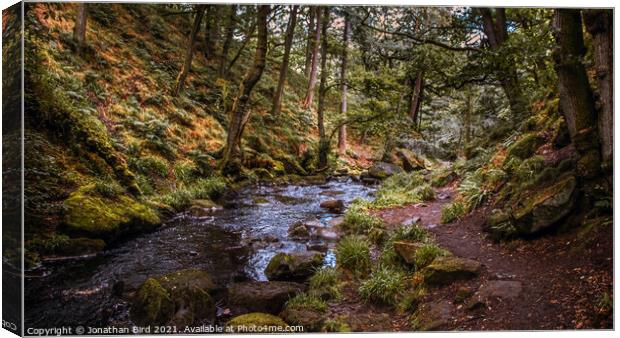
[63,186,160,241]
[505,133,545,161]
[512,175,577,234]
[396,149,426,172]
[130,269,217,326]
[421,256,481,286]
[367,162,404,179]
[280,307,325,332]
[431,170,457,187]
[265,251,325,281]
[226,313,289,333]
[411,301,454,331]
[56,237,106,256]
[483,209,518,240]
[393,240,424,265]
[288,221,310,238]
[227,281,306,314]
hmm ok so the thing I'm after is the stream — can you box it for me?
[24,178,375,329]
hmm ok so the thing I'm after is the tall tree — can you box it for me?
[337,12,351,153]
[478,8,528,122]
[316,7,330,168]
[219,5,238,76]
[408,73,425,126]
[271,5,299,116]
[221,5,270,175]
[204,5,220,61]
[552,9,600,179]
[172,5,206,97]
[73,3,88,51]
[304,8,317,76]
[583,9,613,170]
[302,6,322,109]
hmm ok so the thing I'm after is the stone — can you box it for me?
[512,175,577,234]
[396,148,425,172]
[478,280,522,300]
[317,228,338,241]
[226,313,288,333]
[393,240,424,265]
[319,200,345,213]
[422,256,481,286]
[367,162,404,179]
[288,221,310,238]
[131,269,217,326]
[265,251,325,281]
[327,217,344,227]
[188,199,222,217]
[279,307,326,332]
[55,237,106,256]
[505,133,545,161]
[411,301,454,331]
[320,190,345,197]
[227,281,306,315]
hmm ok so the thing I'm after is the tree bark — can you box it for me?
[337,12,351,154]
[73,3,88,51]
[317,7,330,168]
[219,5,238,76]
[271,5,299,116]
[304,8,316,77]
[204,5,220,61]
[221,5,270,175]
[552,9,600,178]
[302,6,322,109]
[172,5,206,96]
[409,73,425,127]
[583,9,613,170]
[479,8,527,122]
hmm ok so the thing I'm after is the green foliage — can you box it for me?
[441,201,465,224]
[285,293,328,313]
[390,223,429,243]
[309,267,340,300]
[92,177,126,198]
[458,170,490,212]
[341,203,385,235]
[372,172,433,208]
[515,155,546,183]
[414,243,447,269]
[26,234,70,254]
[130,155,169,178]
[173,160,198,183]
[158,178,227,210]
[336,236,371,277]
[358,265,406,305]
[322,319,351,332]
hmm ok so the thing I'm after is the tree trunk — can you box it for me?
[204,6,220,61]
[228,21,257,73]
[73,3,88,51]
[221,5,269,175]
[409,73,425,126]
[583,9,613,170]
[304,8,316,77]
[316,7,330,168]
[302,6,322,109]
[271,5,299,116]
[552,9,600,178]
[479,8,527,122]
[463,86,473,148]
[219,5,238,76]
[172,5,206,97]
[337,13,351,154]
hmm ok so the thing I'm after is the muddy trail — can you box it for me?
[328,184,613,331]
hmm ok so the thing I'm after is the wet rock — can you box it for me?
[188,199,222,217]
[280,307,326,332]
[288,222,310,238]
[367,162,403,179]
[226,313,289,332]
[411,300,454,331]
[320,190,345,197]
[421,256,481,286]
[227,281,306,315]
[396,148,425,172]
[327,217,344,227]
[317,228,338,241]
[54,237,106,256]
[454,286,474,303]
[478,280,522,300]
[512,175,577,234]
[274,194,309,205]
[306,242,328,252]
[320,200,345,213]
[393,240,424,265]
[265,251,324,281]
[131,269,217,327]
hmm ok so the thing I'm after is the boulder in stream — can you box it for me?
[131,269,217,326]
[227,281,306,315]
[319,200,345,213]
[265,251,325,281]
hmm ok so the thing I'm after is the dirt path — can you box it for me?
[376,185,613,330]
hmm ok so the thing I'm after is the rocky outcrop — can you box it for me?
[265,251,324,281]
[131,269,217,326]
[421,256,481,286]
[367,162,403,179]
[227,281,306,314]
[226,313,289,332]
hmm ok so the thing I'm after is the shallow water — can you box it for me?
[24,178,375,328]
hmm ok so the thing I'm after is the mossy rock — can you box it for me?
[63,185,160,241]
[280,307,325,332]
[55,237,106,256]
[505,133,545,161]
[265,251,325,282]
[288,222,310,238]
[411,301,454,331]
[483,209,518,240]
[273,153,307,176]
[226,313,289,333]
[393,240,424,265]
[431,170,457,187]
[131,269,217,326]
[396,149,425,172]
[227,281,306,314]
[367,162,404,179]
[512,175,577,234]
[421,256,481,286]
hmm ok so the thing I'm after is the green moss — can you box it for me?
[505,133,545,161]
[322,319,351,332]
[131,278,174,325]
[129,155,169,178]
[226,313,288,332]
[431,169,457,187]
[63,185,160,240]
